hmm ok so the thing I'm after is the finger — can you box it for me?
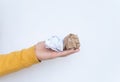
[57,48,80,57]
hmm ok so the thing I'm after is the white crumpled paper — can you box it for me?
[45,36,64,52]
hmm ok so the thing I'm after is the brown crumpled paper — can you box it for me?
[63,34,80,50]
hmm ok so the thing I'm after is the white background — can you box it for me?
[0,0,120,82]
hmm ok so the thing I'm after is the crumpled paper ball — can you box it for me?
[45,36,63,52]
[63,34,80,50]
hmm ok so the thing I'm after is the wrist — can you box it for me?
[35,44,42,62]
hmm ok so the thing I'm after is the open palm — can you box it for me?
[35,41,80,60]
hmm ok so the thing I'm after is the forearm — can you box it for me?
[0,46,39,76]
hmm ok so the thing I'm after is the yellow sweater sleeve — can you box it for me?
[0,46,40,76]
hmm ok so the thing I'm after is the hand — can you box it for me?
[35,41,80,61]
